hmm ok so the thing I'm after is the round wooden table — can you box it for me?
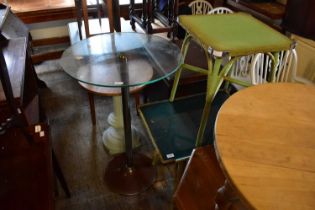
[215,83,315,210]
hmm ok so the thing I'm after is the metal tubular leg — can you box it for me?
[169,34,193,101]
[195,58,222,146]
[270,52,279,82]
[104,54,156,195]
[121,86,133,167]
[130,0,136,29]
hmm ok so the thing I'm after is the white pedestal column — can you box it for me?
[102,95,141,155]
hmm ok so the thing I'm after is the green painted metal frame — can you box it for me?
[139,93,213,163]
[169,33,281,147]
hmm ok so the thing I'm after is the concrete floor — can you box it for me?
[35,60,176,210]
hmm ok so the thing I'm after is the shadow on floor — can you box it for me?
[36,60,176,210]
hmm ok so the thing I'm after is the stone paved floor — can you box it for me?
[36,60,175,210]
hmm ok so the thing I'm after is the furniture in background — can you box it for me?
[227,47,298,92]
[171,13,293,148]
[0,5,70,208]
[139,13,293,182]
[68,1,149,154]
[0,4,47,129]
[129,0,176,36]
[208,6,232,14]
[173,145,225,210]
[139,4,233,160]
[225,0,286,29]
[74,0,122,36]
[0,124,54,210]
[225,54,253,92]
[282,0,315,41]
[214,83,315,209]
[282,0,315,84]
[74,0,112,40]
[291,34,315,85]
[250,49,297,85]
[71,0,144,135]
[59,32,182,195]
[72,0,116,127]
[189,0,213,14]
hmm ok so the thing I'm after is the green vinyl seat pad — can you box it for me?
[179,13,293,57]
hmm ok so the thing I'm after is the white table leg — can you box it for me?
[102,95,140,154]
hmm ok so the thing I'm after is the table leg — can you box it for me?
[102,95,141,155]
[195,57,223,146]
[129,0,136,30]
[104,86,156,195]
[214,180,248,210]
[146,0,153,33]
[106,0,114,32]
[195,55,237,146]
[112,0,121,32]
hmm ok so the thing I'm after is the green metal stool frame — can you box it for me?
[170,13,293,146]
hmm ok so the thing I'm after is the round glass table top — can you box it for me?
[59,32,182,87]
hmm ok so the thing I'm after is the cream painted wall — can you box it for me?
[28,19,73,40]
[30,25,68,40]
[292,34,315,83]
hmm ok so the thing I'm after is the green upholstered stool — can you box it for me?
[170,13,293,146]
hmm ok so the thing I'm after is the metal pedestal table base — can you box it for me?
[104,153,157,195]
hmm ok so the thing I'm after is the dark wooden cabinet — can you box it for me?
[225,0,286,29]
[282,0,315,41]
[0,5,60,209]
[0,123,54,210]
[0,4,43,126]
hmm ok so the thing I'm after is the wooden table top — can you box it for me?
[215,83,315,210]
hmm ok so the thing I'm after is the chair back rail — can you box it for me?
[188,0,213,15]
[208,7,233,14]
[251,49,297,85]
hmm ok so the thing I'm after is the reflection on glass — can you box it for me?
[60,33,181,87]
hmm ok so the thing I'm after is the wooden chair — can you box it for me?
[208,6,233,14]
[225,49,298,92]
[224,54,254,91]
[188,0,213,15]
[250,49,298,84]
[173,145,225,210]
[74,0,114,38]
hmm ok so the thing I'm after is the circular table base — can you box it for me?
[104,153,156,195]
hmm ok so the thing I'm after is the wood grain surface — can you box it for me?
[215,83,315,210]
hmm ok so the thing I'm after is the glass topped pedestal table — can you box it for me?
[59,32,182,195]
